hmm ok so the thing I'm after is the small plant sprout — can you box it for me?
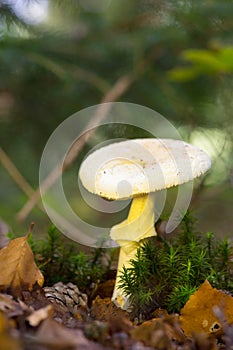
[79,138,211,310]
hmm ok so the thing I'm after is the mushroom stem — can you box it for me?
[110,193,157,310]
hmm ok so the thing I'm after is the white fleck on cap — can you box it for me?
[79,138,211,200]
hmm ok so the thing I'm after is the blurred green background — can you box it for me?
[0,0,232,239]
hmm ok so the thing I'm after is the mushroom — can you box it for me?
[79,138,211,310]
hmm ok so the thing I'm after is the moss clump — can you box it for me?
[118,212,233,320]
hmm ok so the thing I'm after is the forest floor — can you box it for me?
[0,224,232,350]
[0,278,231,350]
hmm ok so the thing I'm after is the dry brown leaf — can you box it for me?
[192,332,219,350]
[0,293,24,318]
[26,304,53,327]
[131,315,186,348]
[0,234,44,297]
[180,280,233,337]
[90,296,130,322]
[21,284,50,311]
[36,317,99,349]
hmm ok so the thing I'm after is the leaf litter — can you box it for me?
[0,223,44,298]
[1,227,233,349]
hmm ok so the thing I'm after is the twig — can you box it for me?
[0,147,45,212]
[26,52,110,94]
[16,73,134,221]
[26,222,35,239]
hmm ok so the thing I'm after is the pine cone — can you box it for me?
[44,282,88,318]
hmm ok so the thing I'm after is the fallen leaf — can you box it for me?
[94,279,115,299]
[192,332,219,350]
[0,311,8,334]
[180,280,233,337]
[108,315,133,334]
[0,294,24,317]
[131,315,186,348]
[21,284,50,310]
[0,312,22,350]
[0,333,22,350]
[36,317,100,349]
[27,304,53,327]
[0,234,44,297]
[84,320,109,343]
[90,296,129,322]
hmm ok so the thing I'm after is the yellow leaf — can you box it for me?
[0,333,22,350]
[0,312,7,334]
[0,312,22,350]
[169,46,233,82]
[181,49,224,70]
[168,67,199,81]
[0,234,44,297]
[180,280,233,337]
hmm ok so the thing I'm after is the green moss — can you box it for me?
[118,212,233,319]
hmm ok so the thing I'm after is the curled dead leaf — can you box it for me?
[0,234,44,297]
[36,317,99,349]
[0,294,24,318]
[180,280,233,337]
[27,305,53,327]
[131,315,186,348]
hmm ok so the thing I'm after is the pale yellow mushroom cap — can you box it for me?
[79,138,211,199]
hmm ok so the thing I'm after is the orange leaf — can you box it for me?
[0,235,44,297]
[180,280,233,337]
